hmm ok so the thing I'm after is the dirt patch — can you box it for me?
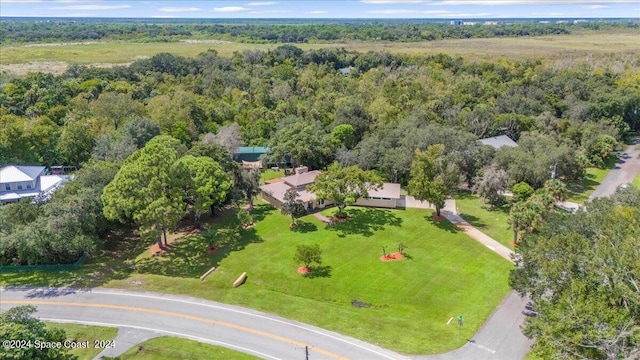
[206,247,219,254]
[1,61,132,76]
[332,215,350,222]
[380,252,405,262]
[351,300,372,308]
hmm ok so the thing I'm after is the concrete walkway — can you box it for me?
[312,212,332,224]
[94,327,160,359]
[404,196,515,263]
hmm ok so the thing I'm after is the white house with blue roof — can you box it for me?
[0,165,70,204]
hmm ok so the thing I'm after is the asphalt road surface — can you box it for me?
[1,286,407,360]
[588,136,640,200]
[0,286,534,360]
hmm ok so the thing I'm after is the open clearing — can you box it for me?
[1,29,638,75]
[0,204,511,355]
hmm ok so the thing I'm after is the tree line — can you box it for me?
[2,18,635,44]
[1,45,638,262]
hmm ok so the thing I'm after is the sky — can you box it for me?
[0,0,638,19]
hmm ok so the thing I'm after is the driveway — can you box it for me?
[588,136,640,200]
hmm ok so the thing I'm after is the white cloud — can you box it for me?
[46,4,131,10]
[361,0,426,3]
[306,10,328,14]
[248,9,292,14]
[157,7,201,12]
[246,1,276,5]
[213,6,251,12]
[0,0,42,3]
[586,4,609,9]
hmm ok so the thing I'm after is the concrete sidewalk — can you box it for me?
[442,199,514,263]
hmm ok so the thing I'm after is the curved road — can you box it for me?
[1,286,406,360]
[0,286,532,360]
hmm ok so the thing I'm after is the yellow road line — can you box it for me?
[1,300,348,360]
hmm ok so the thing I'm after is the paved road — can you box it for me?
[0,287,408,360]
[0,286,534,360]
[588,136,640,200]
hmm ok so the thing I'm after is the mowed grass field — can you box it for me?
[454,190,514,249]
[1,29,638,74]
[45,322,118,360]
[1,204,512,355]
[111,337,259,360]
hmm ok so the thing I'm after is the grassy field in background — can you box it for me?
[454,190,513,249]
[1,29,638,74]
[1,204,512,355]
[46,322,118,360]
[109,337,258,360]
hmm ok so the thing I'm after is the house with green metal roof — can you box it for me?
[233,147,269,163]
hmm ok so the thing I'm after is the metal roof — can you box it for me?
[234,147,269,154]
[0,165,45,183]
[478,135,518,149]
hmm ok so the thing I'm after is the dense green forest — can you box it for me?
[0,18,635,44]
[2,44,638,264]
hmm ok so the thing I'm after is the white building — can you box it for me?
[0,165,70,203]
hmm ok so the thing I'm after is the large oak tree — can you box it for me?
[408,144,459,217]
[307,163,382,217]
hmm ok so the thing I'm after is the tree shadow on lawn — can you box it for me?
[247,203,272,223]
[426,214,460,233]
[327,208,402,238]
[134,209,264,278]
[2,225,143,295]
[567,173,599,195]
[291,220,317,233]
[303,265,332,279]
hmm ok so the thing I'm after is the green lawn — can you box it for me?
[633,172,640,189]
[454,191,514,249]
[566,155,618,203]
[259,169,285,183]
[46,322,118,360]
[107,337,257,360]
[1,205,511,355]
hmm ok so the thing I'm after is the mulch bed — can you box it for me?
[432,214,445,221]
[149,243,172,256]
[297,266,310,274]
[206,247,219,254]
[332,215,350,222]
[380,252,405,262]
